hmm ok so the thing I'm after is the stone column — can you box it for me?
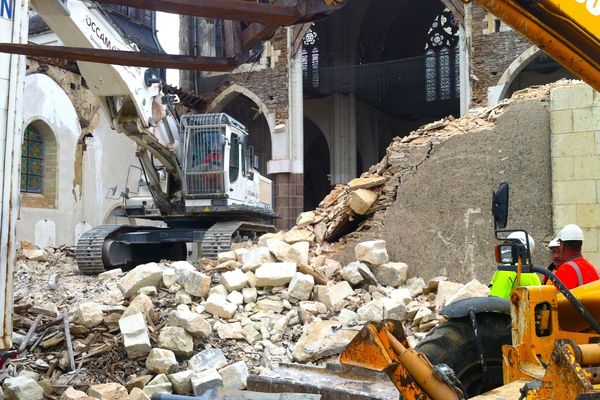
[330,93,357,185]
[179,16,216,91]
[459,3,472,116]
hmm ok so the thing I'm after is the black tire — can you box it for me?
[415,312,512,397]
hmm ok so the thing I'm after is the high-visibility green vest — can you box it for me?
[489,271,541,299]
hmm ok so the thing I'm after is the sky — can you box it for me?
[156,12,180,86]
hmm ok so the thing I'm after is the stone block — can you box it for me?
[551,84,594,110]
[118,312,151,359]
[217,251,237,264]
[227,291,244,305]
[98,269,122,281]
[221,269,248,292]
[370,262,408,287]
[188,348,228,372]
[172,261,197,285]
[241,247,274,272]
[3,376,44,400]
[573,108,600,133]
[87,383,128,399]
[348,176,387,189]
[349,189,378,215]
[127,388,150,400]
[138,286,157,297]
[162,268,177,288]
[60,387,88,400]
[216,322,245,340]
[243,325,261,344]
[168,370,194,395]
[552,157,574,181]
[291,241,310,265]
[118,262,163,298]
[191,368,223,396]
[122,293,154,322]
[205,294,237,320]
[73,302,103,328]
[554,204,577,231]
[552,132,596,158]
[175,290,192,305]
[357,298,385,322]
[337,308,359,325]
[167,309,212,338]
[340,261,367,286]
[255,262,297,287]
[183,271,211,298]
[209,285,229,297]
[316,282,354,309]
[550,109,573,134]
[219,361,249,389]
[390,288,412,304]
[283,228,315,244]
[435,281,464,310]
[242,287,257,304]
[292,321,356,363]
[383,298,408,320]
[553,180,597,205]
[234,248,248,262]
[158,326,194,357]
[355,240,389,265]
[146,348,178,375]
[255,298,284,313]
[577,204,600,228]
[299,301,327,316]
[246,271,257,287]
[296,211,316,226]
[574,156,600,180]
[143,374,173,397]
[445,279,489,306]
[288,273,315,301]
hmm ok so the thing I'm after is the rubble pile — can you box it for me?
[9,240,489,399]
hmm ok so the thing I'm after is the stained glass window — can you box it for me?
[302,25,320,89]
[21,125,45,194]
[424,8,460,102]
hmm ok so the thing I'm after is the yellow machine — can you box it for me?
[341,183,600,399]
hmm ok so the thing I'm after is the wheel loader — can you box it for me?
[340,182,600,399]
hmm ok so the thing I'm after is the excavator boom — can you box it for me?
[470,0,600,92]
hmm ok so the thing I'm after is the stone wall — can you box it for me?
[334,89,555,283]
[470,5,531,107]
[550,83,600,266]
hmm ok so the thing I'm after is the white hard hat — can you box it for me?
[507,232,536,253]
[558,224,585,242]
[547,238,560,248]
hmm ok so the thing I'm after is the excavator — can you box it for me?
[21,0,347,274]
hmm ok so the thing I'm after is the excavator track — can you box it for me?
[75,224,123,275]
[201,221,276,259]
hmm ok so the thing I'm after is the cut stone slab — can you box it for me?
[255,262,297,287]
[118,312,151,359]
[168,370,194,395]
[184,271,211,298]
[355,240,389,265]
[221,269,248,292]
[146,348,178,375]
[73,302,103,328]
[167,309,211,338]
[191,368,223,396]
[3,376,44,400]
[283,228,315,244]
[348,189,378,215]
[288,273,315,301]
[241,247,274,272]
[255,298,284,313]
[316,282,354,309]
[242,287,257,304]
[348,176,387,189]
[292,321,357,363]
[158,326,194,357]
[118,262,163,298]
[188,348,228,372]
[219,361,249,389]
[87,382,128,399]
[205,294,237,320]
[370,262,408,287]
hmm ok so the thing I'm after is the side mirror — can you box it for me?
[492,182,509,230]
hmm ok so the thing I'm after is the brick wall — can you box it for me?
[470,5,531,106]
[551,83,600,266]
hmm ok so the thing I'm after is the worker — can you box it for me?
[489,232,541,299]
[549,224,599,289]
[541,238,562,284]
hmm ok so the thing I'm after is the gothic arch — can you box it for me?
[490,46,543,104]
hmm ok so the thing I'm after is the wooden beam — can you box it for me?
[0,43,238,71]
[242,23,279,52]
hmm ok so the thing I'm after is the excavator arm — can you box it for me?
[470,0,600,92]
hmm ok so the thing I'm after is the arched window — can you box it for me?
[20,122,57,208]
[302,25,320,89]
[424,8,460,102]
